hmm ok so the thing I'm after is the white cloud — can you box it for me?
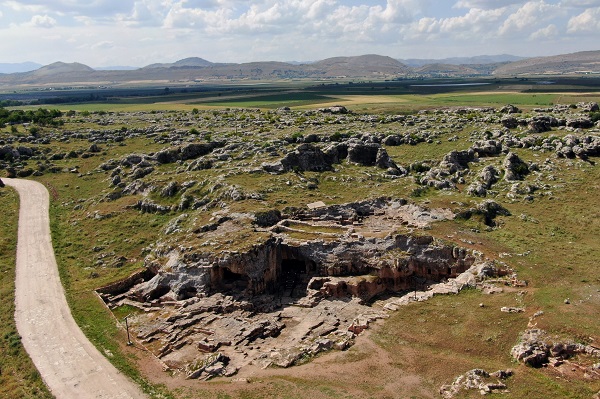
[567,6,600,31]
[440,7,506,33]
[159,0,423,39]
[499,1,561,36]
[3,0,133,16]
[91,40,114,49]
[529,23,559,39]
[26,14,57,27]
[73,15,94,25]
[410,6,506,41]
[415,17,439,34]
[0,0,598,67]
[560,0,600,8]
[2,0,46,13]
[454,0,523,9]
[118,0,171,27]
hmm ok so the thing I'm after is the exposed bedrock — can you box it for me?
[102,233,476,305]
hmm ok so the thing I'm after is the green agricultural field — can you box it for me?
[6,76,600,114]
[193,92,340,108]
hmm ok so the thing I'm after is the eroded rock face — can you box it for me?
[155,142,224,164]
[456,199,511,227]
[578,102,599,112]
[472,140,503,157]
[96,198,489,378]
[347,141,381,166]
[499,104,520,114]
[503,152,529,181]
[528,115,558,133]
[501,116,518,129]
[119,232,475,303]
[556,134,600,159]
[467,165,501,197]
[262,143,334,173]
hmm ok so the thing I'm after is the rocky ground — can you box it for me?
[2,101,600,395]
[97,198,516,379]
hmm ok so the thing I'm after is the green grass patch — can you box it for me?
[0,187,53,399]
[49,197,175,399]
[196,92,339,109]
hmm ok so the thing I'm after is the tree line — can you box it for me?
[0,107,63,127]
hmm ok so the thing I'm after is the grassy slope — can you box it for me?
[46,181,175,399]
[2,86,600,398]
[0,187,53,399]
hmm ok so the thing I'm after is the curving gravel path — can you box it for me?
[6,178,147,399]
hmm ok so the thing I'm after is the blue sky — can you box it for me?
[0,0,599,67]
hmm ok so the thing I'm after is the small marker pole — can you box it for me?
[413,275,417,300]
[124,314,132,346]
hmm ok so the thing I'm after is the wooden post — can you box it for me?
[124,314,132,346]
[413,275,417,300]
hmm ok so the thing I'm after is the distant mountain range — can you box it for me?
[94,66,138,71]
[399,54,525,67]
[141,57,216,69]
[0,51,598,86]
[0,62,43,74]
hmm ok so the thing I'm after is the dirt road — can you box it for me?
[6,178,147,399]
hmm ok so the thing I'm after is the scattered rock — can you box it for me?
[254,210,282,227]
[318,105,348,114]
[160,181,179,197]
[500,104,520,114]
[440,368,512,398]
[503,152,529,181]
[511,329,600,368]
[500,306,524,313]
[528,115,558,133]
[263,143,333,174]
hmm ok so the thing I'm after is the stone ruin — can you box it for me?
[97,198,508,379]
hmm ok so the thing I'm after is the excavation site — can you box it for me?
[97,198,511,379]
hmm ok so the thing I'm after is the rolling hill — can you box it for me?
[401,54,525,67]
[310,54,411,77]
[142,57,215,69]
[0,55,412,85]
[0,50,599,86]
[493,50,600,75]
[413,63,481,77]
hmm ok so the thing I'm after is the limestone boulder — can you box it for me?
[347,142,381,166]
[502,152,529,181]
[263,143,333,174]
[471,140,502,157]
